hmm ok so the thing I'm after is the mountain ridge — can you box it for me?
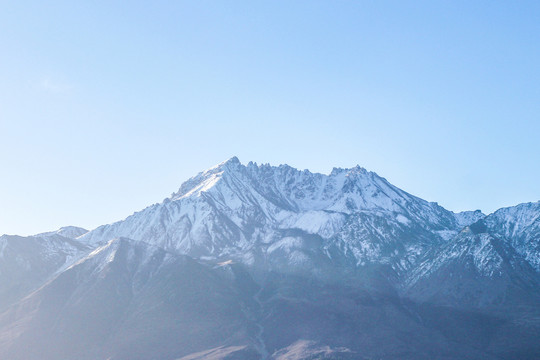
[77,158,485,262]
[1,157,539,360]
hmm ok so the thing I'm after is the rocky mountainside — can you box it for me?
[0,157,538,360]
[484,202,540,271]
[0,230,89,311]
[0,238,255,360]
[77,157,485,276]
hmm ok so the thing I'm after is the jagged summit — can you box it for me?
[173,158,373,194]
[170,157,437,214]
[78,158,479,265]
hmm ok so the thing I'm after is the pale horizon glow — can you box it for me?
[1,1,539,236]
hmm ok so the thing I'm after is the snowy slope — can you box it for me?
[484,201,540,271]
[37,226,88,239]
[78,157,480,271]
[404,224,540,310]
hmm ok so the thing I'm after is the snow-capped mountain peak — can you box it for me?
[78,158,479,266]
[170,157,448,217]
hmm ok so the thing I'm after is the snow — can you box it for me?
[267,237,303,254]
[71,157,539,278]
[484,201,540,271]
[472,234,503,276]
[80,158,460,253]
[454,210,485,229]
[178,173,222,199]
[37,226,89,239]
[437,230,458,241]
[279,211,346,238]
[406,231,506,287]
[396,214,411,225]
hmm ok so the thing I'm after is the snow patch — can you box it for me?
[396,214,410,225]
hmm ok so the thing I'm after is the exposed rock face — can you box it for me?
[1,158,539,359]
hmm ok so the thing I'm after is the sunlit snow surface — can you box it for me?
[78,157,486,270]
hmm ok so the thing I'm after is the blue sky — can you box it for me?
[1,1,539,235]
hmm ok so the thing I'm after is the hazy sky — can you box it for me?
[1,1,539,235]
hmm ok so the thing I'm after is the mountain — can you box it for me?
[405,227,540,308]
[1,157,539,359]
[77,157,483,278]
[0,237,262,360]
[0,237,517,360]
[484,202,540,271]
[37,225,89,239]
[0,231,89,311]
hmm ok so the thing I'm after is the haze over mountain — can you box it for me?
[0,158,539,360]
